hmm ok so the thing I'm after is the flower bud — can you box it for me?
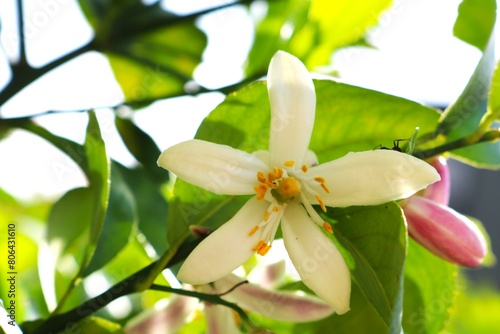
[403,196,487,267]
[419,156,450,205]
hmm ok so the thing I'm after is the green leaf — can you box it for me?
[116,163,169,254]
[115,116,168,183]
[436,41,495,138]
[79,0,206,105]
[70,316,124,334]
[328,203,406,331]
[453,0,496,51]
[487,61,500,119]
[82,163,137,276]
[85,111,111,260]
[402,239,457,334]
[305,0,393,67]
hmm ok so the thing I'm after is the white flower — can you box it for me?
[157,50,440,314]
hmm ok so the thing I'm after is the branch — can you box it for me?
[26,238,204,334]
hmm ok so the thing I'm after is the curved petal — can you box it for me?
[158,139,267,195]
[214,273,334,322]
[177,197,269,284]
[403,196,487,267]
[281,203,351,314]
[419,156,450,205]
[268,51,316,167]
[204,303,240,334]
[125,296,195,334]
[307,150,440,207]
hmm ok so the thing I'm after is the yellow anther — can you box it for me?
[257,171,266,183]
[248,225,259,236]
[301,164,308,173]
[278,177,302,197]
[264,211,270,221]
[254,184,268,200]
[272,206,279,212]
[258,243,272,256]
[252,240,266,252]
[315,176,330,193]
[284,160,295,167]
[323,222,333,234]
[316,195,327,212]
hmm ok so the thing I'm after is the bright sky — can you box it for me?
[0,0,497,200]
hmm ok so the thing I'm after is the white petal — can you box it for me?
[214,273,334,322]
[177,197,269,284]
[308,150,440,207]
[158,139,267,195]
[281,203,351,314]
[268,51,316,166]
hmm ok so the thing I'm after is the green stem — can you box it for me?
[413,130,500,159]
[149,284,252,325]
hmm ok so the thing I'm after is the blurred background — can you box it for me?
[0,0,499,328]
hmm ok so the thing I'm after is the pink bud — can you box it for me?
[420,156,450,205]
[403,196,487,267]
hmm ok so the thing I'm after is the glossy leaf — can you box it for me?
[82,163,137,277]
[487,61,500,120]
[85,111,111,261]
[79,0,206,105]
[115,116,168,183]
[327,203,406,331]
[453,0,496,51]
[402,239,456,334]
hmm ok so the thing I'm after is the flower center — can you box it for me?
[248,159,334,256]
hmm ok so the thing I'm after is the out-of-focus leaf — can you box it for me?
[79,0,206,105]
[327,203,406,331]
[305,0,393,67]
[453,0,496,51]
[39,187,93,311]
[402,239,457,334]
[436,41,495,138]
[85,111,111,256]
[487,61,500,120]
[246,0,309,77]
[445,283,500,333]
[116,164,168,254]
[70,316,124,334]
[115,116,168,183]
[82,163,137,277]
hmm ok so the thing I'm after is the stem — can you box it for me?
[16,0,27,64]
[0,40,95,107]
[413,130,500,159]
[149,284,251,325]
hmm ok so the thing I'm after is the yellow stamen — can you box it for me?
[257,171,266,183]
[278,177,302,197]
[264,211,270,221]
[284,160,295,167]
[254,184,268,200]
[316,195,327,212]
[323,222,333,234]
[315,176,330,193]
[252,240,266,252]
[301,164,308,172]
[248,225,259,236]
[272,206,279,212]
[258,243,272,256]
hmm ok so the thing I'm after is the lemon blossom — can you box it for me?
[157,51,440,313]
